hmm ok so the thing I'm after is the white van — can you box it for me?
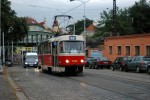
[23,52,38,68]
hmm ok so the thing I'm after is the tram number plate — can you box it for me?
[72,60,77,62]
[69,36,76,40]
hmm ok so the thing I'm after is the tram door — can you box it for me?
[52,42,58,67]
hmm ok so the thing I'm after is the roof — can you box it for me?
[26,17,52,32]
[49,35,84,42]
[26,17,39,25]
[86,24,95,31]
[105,33,150,40]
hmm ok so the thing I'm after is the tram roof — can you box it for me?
[49,35,84,42]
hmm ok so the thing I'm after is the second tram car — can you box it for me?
[38,35,85,74]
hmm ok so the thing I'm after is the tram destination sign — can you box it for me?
[69,36,76,40]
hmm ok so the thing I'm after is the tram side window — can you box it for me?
[47,43,51,54]
[41,44,44,54]
[46,43,49,54]
[59,42,63,53]
[44,44,47,54]
[45,43,48,53]
[38,45,40,54]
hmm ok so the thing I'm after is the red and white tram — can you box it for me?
[37,35,85,73]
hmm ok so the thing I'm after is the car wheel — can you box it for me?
[136,67,140,73]
[89,65,91,69]
[95,65,98,69]
[124,66,128,72]
[111,66,114,71]
[41,67,46,73]
[119,66,123,71]
[148,67,150,74]
[38,66,41,69]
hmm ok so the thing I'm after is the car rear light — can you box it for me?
[109,61,112,64]
[99,61,103,64]
[140,61,145,65]
[121,62,125,65]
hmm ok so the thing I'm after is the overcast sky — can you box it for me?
[9,0,149,27]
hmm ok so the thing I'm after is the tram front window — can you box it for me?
[60,41,84,53]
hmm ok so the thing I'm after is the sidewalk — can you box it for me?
[0,68,18,100]
[0,66,28,100]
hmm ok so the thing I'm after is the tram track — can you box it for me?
[84,71,150,89]
[62,70,150,100]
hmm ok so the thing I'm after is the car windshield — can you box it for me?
[123,57,132,61]
[26,58,36,62]
[143,57,150,61]
[101,57,108,61]
[26,55,38,59]
[86,58,96,61]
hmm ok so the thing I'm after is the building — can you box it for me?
[18,17,53,52]
[81,23,95,36]
[103,34,150,61]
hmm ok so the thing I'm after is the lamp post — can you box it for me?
[70,0,86,45]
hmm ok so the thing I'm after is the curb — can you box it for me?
[4,67,28,100]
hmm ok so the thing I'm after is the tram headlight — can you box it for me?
[66,60,69,63]
[25,62,28,64]
[80,59,84,63]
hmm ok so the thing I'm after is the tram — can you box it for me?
[37,15,85,74]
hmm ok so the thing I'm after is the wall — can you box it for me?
[103,34,150,61]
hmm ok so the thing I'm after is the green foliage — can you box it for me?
[7,17,28,42]
[95,0,150,38]
[67,18,93,35]
[1,0,28,42]
[129,0,150,33]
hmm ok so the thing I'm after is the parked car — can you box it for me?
[148,63,150,74]
[85,57,97,69]
[5,59,13,67]
[0,59,2,71]
[96,57,112,69]
[127,56,150,73]
[111,56,133,71]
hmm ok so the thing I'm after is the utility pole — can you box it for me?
[112,0,117,36]
[2,32,5,65]
[70,0,86,46]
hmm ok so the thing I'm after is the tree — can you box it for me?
[95,8,134,38]
[95,0,150,38]
[1,0,28,43]
[67,18,93,35]
[129,0,150,33]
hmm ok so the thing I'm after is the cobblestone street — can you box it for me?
[6,65,150,100]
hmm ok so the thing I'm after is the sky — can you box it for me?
[9,0,149,28]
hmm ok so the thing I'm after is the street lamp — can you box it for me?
[70,0,86,45]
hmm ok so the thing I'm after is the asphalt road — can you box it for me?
[7,65,150,100]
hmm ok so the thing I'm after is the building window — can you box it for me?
[135,46,140,56]
[109,46,112,54]
[117,46,121,55]
[126,46,130,56]
[146,46,150,56]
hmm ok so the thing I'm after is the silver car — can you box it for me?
[127,56,150,73]
[0,59,3,72]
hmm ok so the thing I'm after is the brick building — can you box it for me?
[103,34,150,61]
